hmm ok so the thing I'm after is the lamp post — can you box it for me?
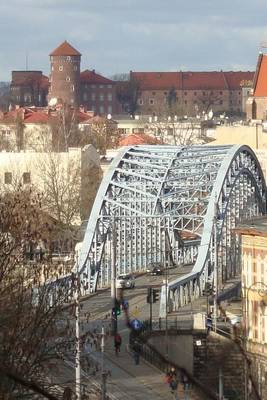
[75,256,81,400]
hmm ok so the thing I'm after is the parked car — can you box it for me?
[116,274,135,289]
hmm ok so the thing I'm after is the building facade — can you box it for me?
[0,145,102,224]
[130,71,254,117]
[10,71,49,107]
[236,218,267,399]
[48,41,81,107]
[247,53,267,120]
[80,69,120,116]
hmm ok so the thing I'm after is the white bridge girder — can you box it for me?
[76,145,266,309]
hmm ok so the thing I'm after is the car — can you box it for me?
[149,266,163,275]
[116,274,135,289]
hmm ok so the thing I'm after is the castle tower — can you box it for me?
[48,41,81,107]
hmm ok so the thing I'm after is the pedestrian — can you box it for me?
[132,340,141,365]
[206,312,212,334]
[170,377,179,399]
[114,332,122,356]
[182,372,190,400]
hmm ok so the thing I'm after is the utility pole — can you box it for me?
[101,326,107,400]
[111,216,117,335]
[75,259,81,400]
[213,197,218,333]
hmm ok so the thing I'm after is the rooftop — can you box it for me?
[235,216,267,237]
[50,40,81,57]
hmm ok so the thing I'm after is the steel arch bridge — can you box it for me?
[76,145,266,311]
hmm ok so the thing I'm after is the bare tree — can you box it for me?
[0,189,76,399]
[115,76,141,116]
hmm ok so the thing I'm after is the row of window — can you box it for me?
[82,84,113,90]
[4,172,30,185]
[83,93,113,101]
[90,105,112,114]
[149,90,242,96]
[138,98,242,106]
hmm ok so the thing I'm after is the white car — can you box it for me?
[116,274,135,289]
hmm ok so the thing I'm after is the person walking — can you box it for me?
[132,340,141,365]
[170,377,179,399]
[182,372,190,400]
[114,332,122,356]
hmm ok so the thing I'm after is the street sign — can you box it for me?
[130,319,143,331]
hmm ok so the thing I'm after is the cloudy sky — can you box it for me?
[0,0,267,81]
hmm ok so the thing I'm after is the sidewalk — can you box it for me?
[102,328,202,400]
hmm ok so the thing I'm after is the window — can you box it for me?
[220,91,223,95]
[91,84,96,89]
[4,172,12,185]
[149,99,155,105]
[202,91,206,96]
[83,93,88,101]
[108,105,112,114]
[71,85,75,92]
[99,94,104,101]
[107,93,112,101]
[220,100,223,105]
[66,76,70,82]
[74,65,77,71]
[91,93,96,101]
[184,91,187,95]
[67,56,71,61]
[108,84,112,89]
[164,91,167,95]
[99,105,104,114]
[184,100,187,105]
[138,99,143,105]
[23,172,31,184]
[152,92,156,95]
[59,66,63,71]
[99,85,104,89]
[194,92,197,96]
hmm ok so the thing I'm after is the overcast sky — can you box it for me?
[0,0,267,81]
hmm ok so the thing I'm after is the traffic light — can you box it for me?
[112,299,121,317]
[147,287,152,303]
[152,288,160,303]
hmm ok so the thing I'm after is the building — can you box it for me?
[48,41,81,107]
[129,71,254,117]
[9,41,122,115]
[0,106,94,152]
[247,53,267,120]
[80,69,120,116]
[236,218,267,399]
[0,145,102,224]
[10,71,49,107]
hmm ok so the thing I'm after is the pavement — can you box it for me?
[101,327,202,400]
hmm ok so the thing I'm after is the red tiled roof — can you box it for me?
[50,41,81,57]
[80,70,113,84]
[224,71,254,90]
[182,72,227,90]
[119,133,161,146]
[131,71,255,91]
[131,72,181,90]
[253,54,267,97]
[24,112,49,123]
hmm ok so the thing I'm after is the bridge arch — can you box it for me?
[77,145,266,306]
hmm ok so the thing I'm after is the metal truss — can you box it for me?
[76,145,266,311]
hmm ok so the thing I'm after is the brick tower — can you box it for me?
[48,41,81,107]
